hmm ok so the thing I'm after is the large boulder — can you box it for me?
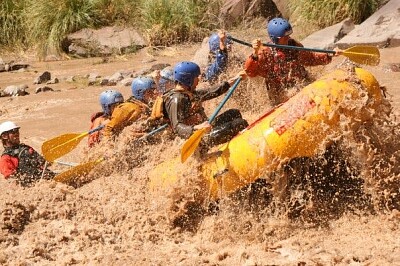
[301,18,355,49]
[0,60,29,72]
[192,37,210,69]
[219,0,281,26]
[271,0,290,18]
[0,85,29,97]
[65,26,147,57]
[336,0,400,48]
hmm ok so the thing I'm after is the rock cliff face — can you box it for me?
[272,0,400,50]
[65,26,147,57]
[219,0,281,26]
[336,0,400,48]
[60,0,399,58]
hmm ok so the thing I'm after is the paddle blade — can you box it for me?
[181,128,207,163]
[343,46,380,66]
[42,132,88,162]
[54,158,103,184]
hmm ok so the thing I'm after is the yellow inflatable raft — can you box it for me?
[149,67,382,200]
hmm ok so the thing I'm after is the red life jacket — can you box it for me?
[265,39,309,90]
[2,144,54,186]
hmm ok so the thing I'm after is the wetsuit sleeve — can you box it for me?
[244,48,271,78]
[244,54,260,78]
[203,49,228,82]
[195,81,231,101]
[164,93,194,139]
[103,103,142,138]
[0,155,18,178]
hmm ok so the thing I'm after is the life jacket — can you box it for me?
[2,144,54,186]
[150,96,165,120]
[124,96,167,134]
[162,88,205,126]
[126,97,151,117]
[267,39,309,89]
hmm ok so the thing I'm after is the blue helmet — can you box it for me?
[131,77,156,101]
[208,33,233,53]
[267,18,293,44]
[100,90,124,116]
[174,61,201,89]
[159,67,174,93]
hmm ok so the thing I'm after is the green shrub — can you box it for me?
[0,0,26,47]
[22,0,143,57]
[141,0,221,46]
[0,0,388,56]
[2,0,223,56]
[289,0,379,28]
[92,0,141,26]
[24,0,98,58]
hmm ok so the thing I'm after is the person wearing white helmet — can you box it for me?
[244,17,342,106]
[0,121,54,186]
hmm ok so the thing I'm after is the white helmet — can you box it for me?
[0,121,20,136]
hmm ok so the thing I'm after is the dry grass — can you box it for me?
[289,0,380,28]
[0,0,26,47]
[141,0,222,46]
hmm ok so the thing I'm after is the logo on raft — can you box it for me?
[271,94,316,135]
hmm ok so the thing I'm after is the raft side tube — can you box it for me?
[149,68,382,201]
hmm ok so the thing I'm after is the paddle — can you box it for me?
[42,125,105,162]
[54,124,169,184]
[55,160,78,167]
[229,36,380,66]
[181,77,242,163]
[54,158,104,184]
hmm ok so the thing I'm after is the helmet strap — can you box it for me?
[176,83,191,92]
